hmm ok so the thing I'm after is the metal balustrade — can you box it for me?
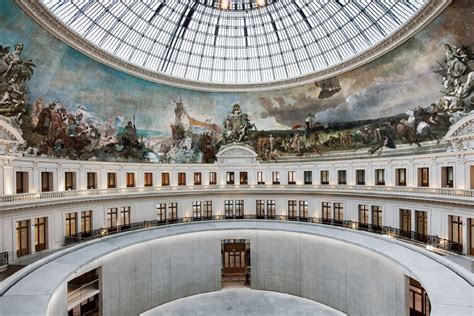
[63,216,463,255]
[1,184,473,205]
[0,252,8,267]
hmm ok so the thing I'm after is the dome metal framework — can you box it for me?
[39,0,429,88]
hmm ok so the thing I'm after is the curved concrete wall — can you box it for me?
[0,221,472,316]
[100,229,404,316]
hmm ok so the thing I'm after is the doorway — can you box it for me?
[34,217,47,252]
[16,220,30,258]
[222,239,250,288]
[408,277,430,316]
[468,218,474,256]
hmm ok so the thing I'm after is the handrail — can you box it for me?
[63,216,464,255]
[1,184,473,204]
[0,252,8,266]
[67,279,99,298]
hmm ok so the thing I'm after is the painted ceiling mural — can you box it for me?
[0,0,473,163]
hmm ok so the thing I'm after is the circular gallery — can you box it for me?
[0,0,473,315]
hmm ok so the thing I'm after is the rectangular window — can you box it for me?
[358,205,369,226]
[240,172,248,185]
[157,203,166,222]
[16,219,30,257]
[418,168,429,187]
[161,173,170,186]
[449,215,463,244]
[267,200,276,218]
[338,170,347,185]
[375,169,385,185]
[81,211,92,234]
[288,200,297,219]
[168,202,178,221]
[399,209,411,238]
[203,201,212,219]
[65,172,76,190]
[41,171,53,192]
[34,217,47,252]
[225,200,234,218]
[396,168,407,186]
[272,171,280,185]
[226,172,235,185]
[288,171,296,185]
[256,200,265,218]
[322,202,331,221]
[209,172,217,185]
[106,208,118,230]
[193,201,202,219]
[372,206,383,228]
[334,202,343,222]
[356,170,365,185]
[87,172,97,189]
[409,277,431,316]
[16,171,29,194]
[299,201,308,219]
[144,173,153,187]
[121,206,131,228]
[320,170,329,185]
[415,211,428,236]
[257,171,265,185]
[178,172,186,186]
[304,171,312,185]
[126,173,135,187]
[235,200,244,218]
[194,172,202,185]
[107,172,116,189]
[441,166,454,188]
[65,212,77,237]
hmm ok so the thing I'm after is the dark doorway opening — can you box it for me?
[408,277,430,316]
[222,239,250,288]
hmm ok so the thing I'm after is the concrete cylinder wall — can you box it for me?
[97,229,405,316]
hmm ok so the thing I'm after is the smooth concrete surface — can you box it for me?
[0,221,472,316]
[140,288,346,316]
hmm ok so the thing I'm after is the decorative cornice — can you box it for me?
[15,0,451,92]
[215,143,258,164]
[444,113,474,152]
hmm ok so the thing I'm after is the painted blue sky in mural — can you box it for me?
[0,0,472,136]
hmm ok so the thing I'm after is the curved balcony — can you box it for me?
[62,215,464,255]
[0,221,472,315]
[1,184,473,209]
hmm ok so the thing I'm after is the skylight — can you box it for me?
[41,0,426,86]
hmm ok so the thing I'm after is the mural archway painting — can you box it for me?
[0,0,472,163]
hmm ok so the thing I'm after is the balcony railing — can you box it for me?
[63,216,463,255]
[0,252,8,266]
[67,279,99,309]
[1,184,473,205]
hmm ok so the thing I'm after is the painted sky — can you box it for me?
[0,0,472,135]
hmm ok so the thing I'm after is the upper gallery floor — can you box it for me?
[1,146,473,209]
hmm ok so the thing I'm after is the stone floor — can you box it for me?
[141,288,346,316]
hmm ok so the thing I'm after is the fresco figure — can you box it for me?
[222,104,256,144]
[444,44,468,78]
[0,42,35,118]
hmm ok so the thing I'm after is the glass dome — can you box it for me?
[42,0,426,86]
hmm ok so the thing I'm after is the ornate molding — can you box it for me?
[16,0,451,92]
[215,143,258,164]
[444,113,474,152]
[0,116,25,156]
